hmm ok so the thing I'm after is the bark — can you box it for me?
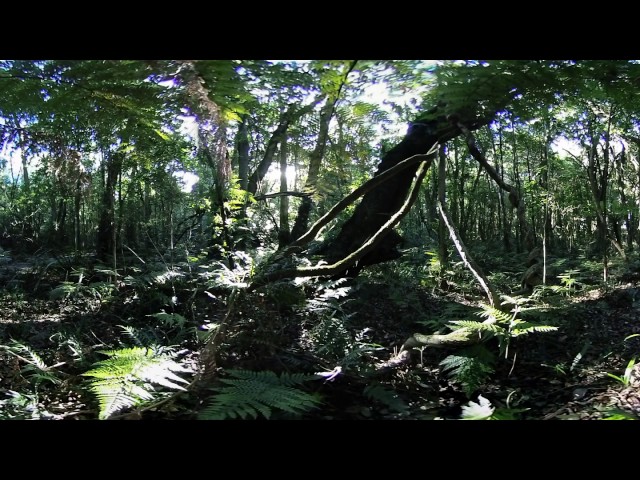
[587,113,626,259]
[494,124,512,251]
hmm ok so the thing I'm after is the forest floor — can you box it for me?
[1,248,640,420]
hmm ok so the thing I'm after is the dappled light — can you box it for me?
[1,60,640,420]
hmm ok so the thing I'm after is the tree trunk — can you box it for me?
[74,178,82,251]
[290,97,337,241]
[97,151,123,261]
[321,105,496,275]
[278,138,290,248]
[236,114,250,191]
[437,145,448,268]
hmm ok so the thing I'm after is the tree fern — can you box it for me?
[82,347,191,419]
[199,370,322,420]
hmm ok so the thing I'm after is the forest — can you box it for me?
[1,59,640,420]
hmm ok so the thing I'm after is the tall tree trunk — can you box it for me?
[437,145,448,269]
[290,97,338,241]
[492,124,510,251]
[278,138,290,248]
[97,151,123,261]
[541,122,554,251]
[236,114,250,191]
[74,178,81,251]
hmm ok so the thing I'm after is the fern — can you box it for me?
[508,320,558,337]
[82,347,191,420]
[476,304,513,324]
[49,281,78,300]
[148,311,187,328]
[440,346,495,397]
[6,340,50,371]
[199,370,322,420]
[449,320,503,335]
[450,303,558,358]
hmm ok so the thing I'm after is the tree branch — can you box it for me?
[249,159,432,288]
[289,145,439,250]
[254,191,312,201]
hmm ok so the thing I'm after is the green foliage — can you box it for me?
[452,302,559,358]
[49,279,117,304]
[82,347,191,419]
[198,370,322,420]
[305,277,352,312]
[1,340,63,387]
[308,316,354,362]
[607,358,636,386]
[600,409,638,420]
[550,269,584,296]
[440,346,495,397]
[0,390,49,420]
[148,311,188,328]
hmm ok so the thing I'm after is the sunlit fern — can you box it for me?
[198,369,322,420]
[82,347,191,420]
[448,302,557,359]
[305,277,351,313]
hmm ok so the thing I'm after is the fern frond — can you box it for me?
[440,348,495,397]
[118,325,145,346]
[475,304,513,324]
[148,311,187,328]
[449,320,504,335]
[82,347,191,419]
[7,341,50,371]
[49,282,78,300]
[510,322,558,337]
[199,369,322,420]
